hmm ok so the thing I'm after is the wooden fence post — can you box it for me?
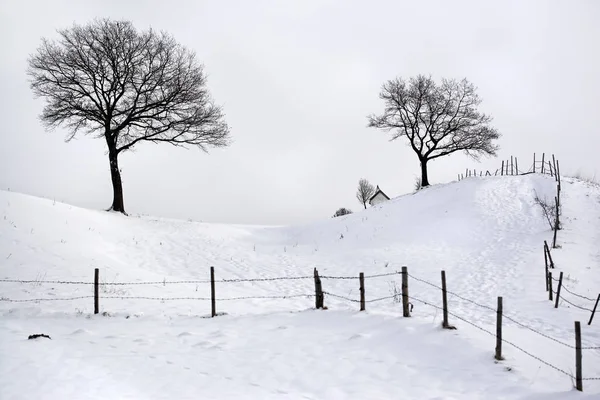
[554,272,563,308]
[501,160,504,176]
[575,321,583,391]
[515,158,518,175]
[544,241,555,268]
[533,153,536,173]
[541,153,545,174]
[552,198,559,249]
[441,270,455,329]
[210,266,216,317]
[548,271,553,301]
[544,245,549,291]
[359,272,365,311]
[557,160,561,189]
[588,294,600,325]
[94,268,99,315]
[401,266,410,317]
[510,156,514,175]
[495,296,503,360]
[314,268,324,309]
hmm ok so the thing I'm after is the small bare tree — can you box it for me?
[413,176,422,192]
[368,75,500,187]
[356,178,375,209]
[27,18,230,214]
[533,190,561,231]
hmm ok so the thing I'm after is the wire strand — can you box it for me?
[560,285,596,302]
[323,292,360,303]
[408,295,576,378]
[407,272,588,350]
[0,296,94,302]
[557,295,593,312]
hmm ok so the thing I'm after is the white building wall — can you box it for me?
[370,192,388,206]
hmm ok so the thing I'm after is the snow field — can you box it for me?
[1,174,599,399]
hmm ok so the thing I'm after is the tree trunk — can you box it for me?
[420,159,430,187]
[108,148,125,213]
[363,202,367,209]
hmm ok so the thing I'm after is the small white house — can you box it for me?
[369,185,390,206]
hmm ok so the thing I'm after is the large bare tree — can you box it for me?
[368,75,500,187]
[356,178,375,209]
[27,18,230,214]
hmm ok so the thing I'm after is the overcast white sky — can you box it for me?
[1,0,598,225]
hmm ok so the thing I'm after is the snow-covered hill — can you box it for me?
[1,174,599,399]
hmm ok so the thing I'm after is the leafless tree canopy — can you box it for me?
[27,18,230,213]
[367,75,500,186]
[356,178,375,209]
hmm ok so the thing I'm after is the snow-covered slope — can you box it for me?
[1,175,599,399]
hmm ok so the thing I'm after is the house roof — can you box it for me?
[369,185,390,204]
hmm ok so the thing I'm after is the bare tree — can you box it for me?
[27,18,230,214]
[356,178,375,209]
[367,75,500,187]
[533,190,561,231]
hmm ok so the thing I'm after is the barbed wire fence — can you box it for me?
[454,153,600,390]
[538,166,600,328]
[458,152,600,326]
[457,153,597,312]
[403,271,600,390]
[325,269,600,389]
[1,266,599,390]
[459,152,563,250]
[457,152,560,181]
[547,273,600,325]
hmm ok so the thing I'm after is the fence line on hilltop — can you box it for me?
[458,152,563,249]
[457,152,560,181]
[455,153,600,388]
[458,153,595,330]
